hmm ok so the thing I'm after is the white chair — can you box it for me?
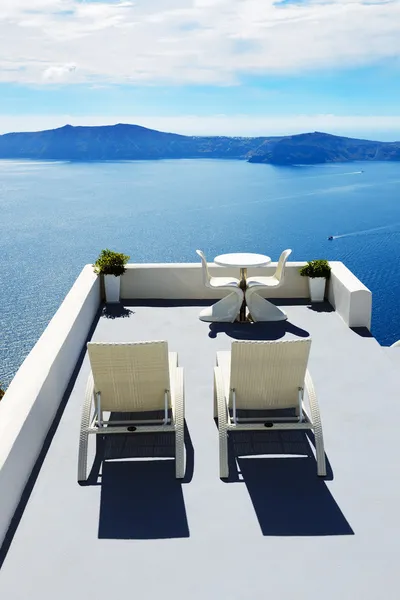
[196,250,244,323]
[78,341,185,481]
[245,249,292,321]
[214,338,326,478]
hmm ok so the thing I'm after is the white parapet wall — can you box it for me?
[120,262,310,300]
[0,266,100,549]
[120,261,372,329]
[327,261,372,329]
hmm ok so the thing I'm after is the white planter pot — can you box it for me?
[104,275,121,303]
[308,277,326,302]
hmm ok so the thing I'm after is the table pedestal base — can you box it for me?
[238,267,248,323]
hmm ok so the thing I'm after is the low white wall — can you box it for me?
[327,261,372,329]
[0,265,100,549]
[120,262,310,299]
[121,261,371,329]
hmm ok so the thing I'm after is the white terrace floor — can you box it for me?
[1,300,400,600]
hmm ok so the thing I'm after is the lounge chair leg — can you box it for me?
[314,428,327,477]
[175,429,185,479]
[78,373,94,482]
[78,431,89,483]
[174,367,185,479]
[215,367,229,478]
[219,429,229,478]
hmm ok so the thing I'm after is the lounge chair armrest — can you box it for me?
[83,372,95,425]
[305,370,320,423]
[78,371,95,482]
[214,366,228,425]
[171,367,184,428]
[305,369,326,476]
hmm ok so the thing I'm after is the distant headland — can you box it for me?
[0,124,399,164]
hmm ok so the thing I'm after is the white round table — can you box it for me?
[214,253,271,322]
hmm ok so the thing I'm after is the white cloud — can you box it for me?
[42,63,76,80]
[0,0,399,84]
[1,113,400,140]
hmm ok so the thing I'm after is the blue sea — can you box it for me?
[1,158,400,386]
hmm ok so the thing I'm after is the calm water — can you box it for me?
[1,158,400,385]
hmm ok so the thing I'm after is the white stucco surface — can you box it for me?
[327,261,372,328]
[0,260,372,553]
[0,300,399,600]
[120,262,310,299]
[0,266,100,548]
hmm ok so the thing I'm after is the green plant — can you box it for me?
[93,248,130,277]
[300,259,331,279]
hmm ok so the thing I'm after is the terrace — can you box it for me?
[0,261,399,599]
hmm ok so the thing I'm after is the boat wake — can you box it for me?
[291,169,363,179]
[332,222,400,239]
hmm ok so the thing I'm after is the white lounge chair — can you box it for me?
[214,338,326,477]
[245,249,292,321]
[196,249,244,323]
[78,341,185,481]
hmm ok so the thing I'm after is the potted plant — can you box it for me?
[93,248,130,303]
[300,259,331,302]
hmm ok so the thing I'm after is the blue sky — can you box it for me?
[1,0,400,139]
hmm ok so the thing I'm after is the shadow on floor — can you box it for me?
[101,304,134,319]
[98,460,190,539]
[83,423,194,539]
[123,299,211,308]
[351,326,373,338]
[266,298,309,306]
[307,301,334,314]
[224,430,353,536]
[85,421,194,484]
[208,320,310,340]
[238,457,353,536]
